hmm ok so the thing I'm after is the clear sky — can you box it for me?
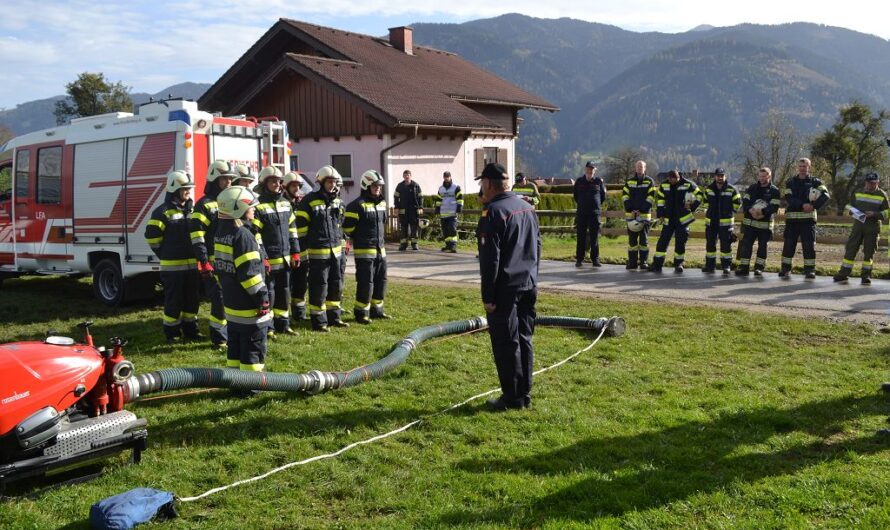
[2,0,888,110]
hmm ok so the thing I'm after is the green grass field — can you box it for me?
[1,275,890,529]
[445,233,884,277]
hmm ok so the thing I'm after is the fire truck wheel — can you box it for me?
[92,259,125,307]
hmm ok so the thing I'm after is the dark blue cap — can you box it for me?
[476,163,508,180]
[866,172,880,181]
[715,167,726,175]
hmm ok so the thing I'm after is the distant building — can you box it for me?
[199,19,558,204]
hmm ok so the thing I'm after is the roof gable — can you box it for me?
[200,19,558,131]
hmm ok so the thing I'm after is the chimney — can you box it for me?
[389,26,413,55]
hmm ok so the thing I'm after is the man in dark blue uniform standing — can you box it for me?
[573,161,606,267]
[476,163,542,411]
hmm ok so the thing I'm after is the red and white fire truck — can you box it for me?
[0,98,291,305]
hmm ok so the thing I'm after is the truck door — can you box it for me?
[0,157,13,265]
[124,132,176,262]
[10,143,71,261]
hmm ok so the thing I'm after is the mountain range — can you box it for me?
[3,15,890,177]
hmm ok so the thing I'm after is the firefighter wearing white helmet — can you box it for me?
[214,186,270,386]
[296,165,347,331]
[283,171,313,321]
[253,166,300,337]
[187,160,237,349]
[144,170,202,343]
[343,169,390,324]
[737,167,781,276]
[232,164,256,188]
[779,157,829,279]
[649,170,701,273]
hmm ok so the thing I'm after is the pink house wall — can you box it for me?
[290,134,516,205]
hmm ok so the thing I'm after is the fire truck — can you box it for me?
[0,98,291,305]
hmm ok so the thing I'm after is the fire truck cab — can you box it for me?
[0,98,290,305]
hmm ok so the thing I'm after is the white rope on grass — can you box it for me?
[180,323,609,503]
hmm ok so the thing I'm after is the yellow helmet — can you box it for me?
[165,170,194,193]
[207,160,237,182]
[217,186,260,219]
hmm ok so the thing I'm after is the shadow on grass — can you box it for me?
[434,393,890,527]
[144,399,431,449]
[0,276,155,327]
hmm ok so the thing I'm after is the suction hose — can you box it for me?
[122,315,625,402]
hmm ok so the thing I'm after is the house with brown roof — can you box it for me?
[199,19,558,204]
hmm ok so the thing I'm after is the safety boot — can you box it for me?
[701,256,716,273]
[735,265,750,277]
[862,270,872,285]
[833,270,850,283]
[626,251,638,270]
[399,242,408,251]
[778,266,791,278]
[411,242,419,251]
[804,269,816,279]
[330,319,350,328]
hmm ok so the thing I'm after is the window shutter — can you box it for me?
[496,148,509,167]
[474,148,484,178]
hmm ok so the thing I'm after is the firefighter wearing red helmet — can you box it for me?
[189,160,236,350]
[144,170,202,343]
[252,166,300,337]
[214,185,270,391]
[296,165,348,332]
[282,171,313,321]
[343,170,391,324]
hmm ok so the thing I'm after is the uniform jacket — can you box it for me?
[253,190,299,270]
[656,177,702,226]
[846,188,890,225]
[435,183,464,217]
[189,180,222,264]
[394,180,423,213]
[621,173,656,219]
[343,191,388,259]
[295,190,344,259]
[512,183,541,207]
[742,182,781,230]
[703,182,742,227]
[476,192,541,305]
[573,175,606,215]
[144,193,197,270]
[783,175,830,222]
[214,219,270,325]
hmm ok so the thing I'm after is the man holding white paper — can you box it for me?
[833,172,889,284]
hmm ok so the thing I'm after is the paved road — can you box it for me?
[377,248,890,325]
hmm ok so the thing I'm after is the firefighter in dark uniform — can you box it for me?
[476,163,541,411]
[573,161,606,267]
[780,158,830,279]
[621,160,656,269]
[283,171,313,321]
[144,170,202,343]
[296,165,348,332]
[213,186,270,385]
[344,170,391,324]
[435,171,464,252]
[512,173,540,208]
[394,169,423,251]
[253,166,300,336]
[701,168,742,274]
[650,170,702,273]
[737,167,781,276]
[190,160,235,350]
[833,172,889,284]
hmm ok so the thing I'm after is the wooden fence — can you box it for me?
[387,209,882,246]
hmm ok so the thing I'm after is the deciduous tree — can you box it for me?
[54,72,133,125]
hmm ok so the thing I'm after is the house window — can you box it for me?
[15,150,30,198]
[483,147,499,166]
[289,154,299,172]
[330,154,352,180]
[37,146,62,204]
